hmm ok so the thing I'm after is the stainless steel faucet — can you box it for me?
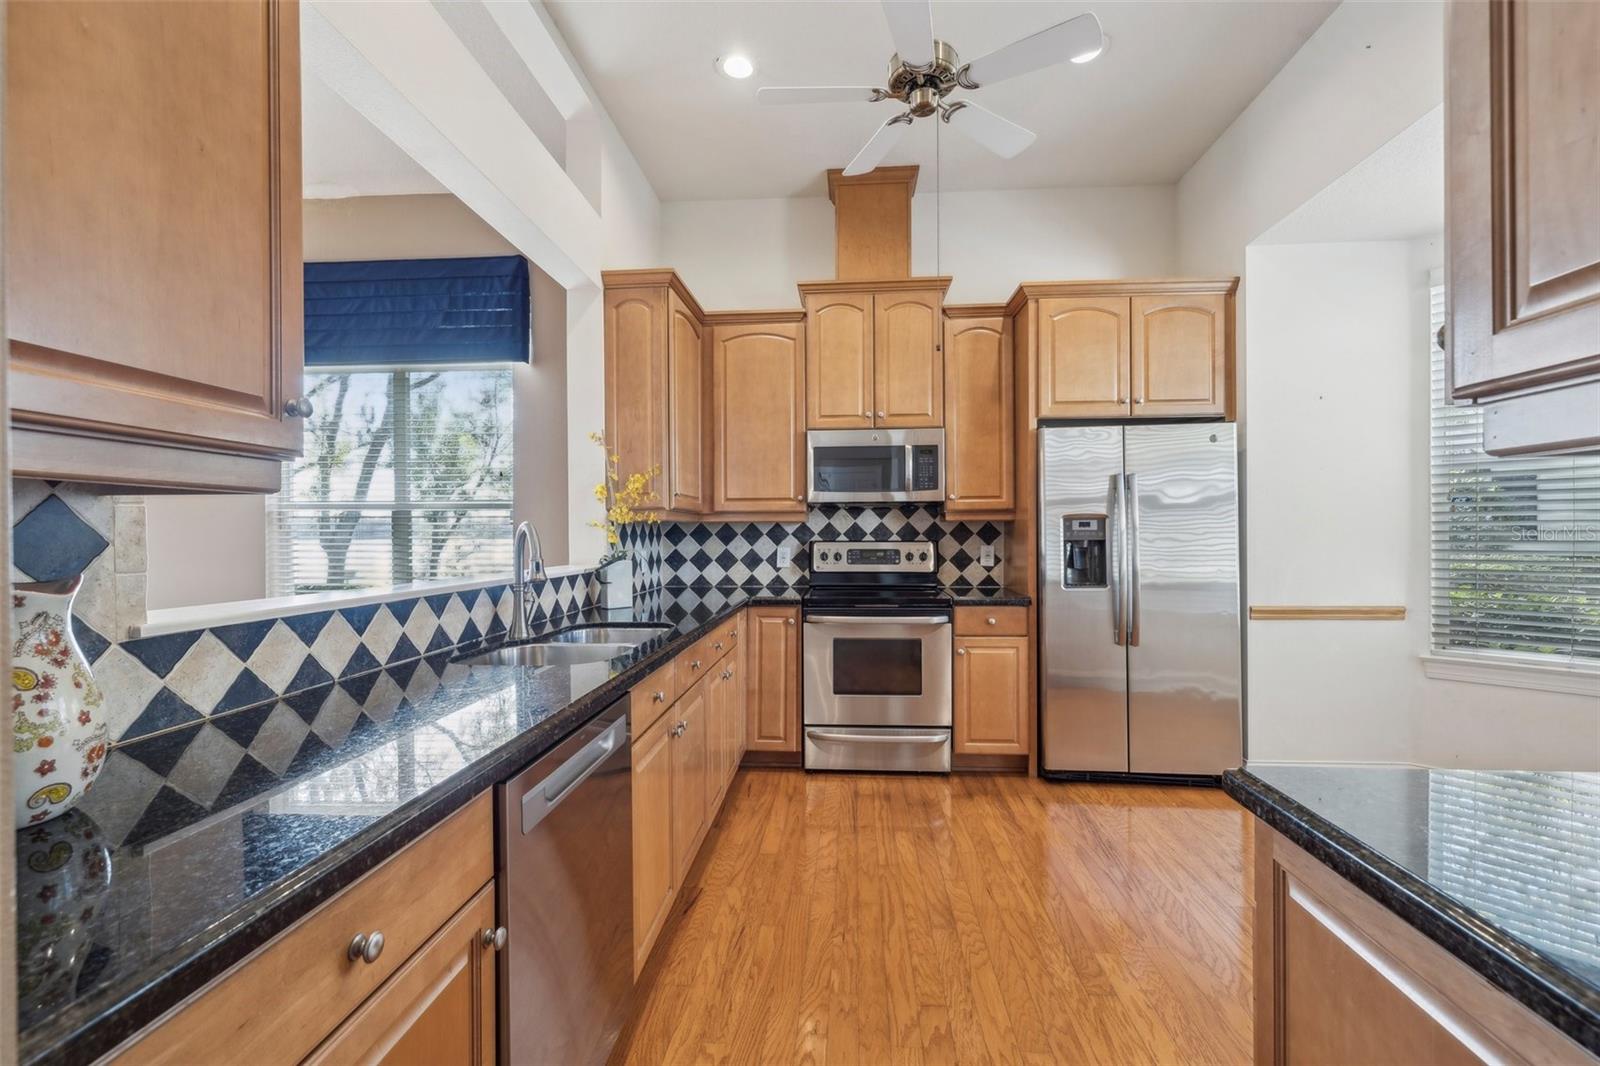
[509,521,545,643]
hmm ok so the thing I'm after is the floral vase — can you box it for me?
[16,808,112,1015]
[598,556,633,609]
[12,576,109,828]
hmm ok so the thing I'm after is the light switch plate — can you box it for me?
[979,544,996,567]
[777,545,793,569]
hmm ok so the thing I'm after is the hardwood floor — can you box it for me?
[619,769,1254,1066]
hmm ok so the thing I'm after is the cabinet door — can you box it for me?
[1037,297,1132,419]
[6,0,303,486]
[1447,0,1600,400]
[605,286,668,496]
[805,292,875,429]
[306,883,497,1066]
[631,711,675,975]
[712,320,806,514]
[953,637,1029,756]
[705,667,729,814]
[943,315,1014,515]
[670,682,710,885]
[745,607,800,753]
[667,292,707,512]
[873,289,944,426]
[1131,294,1228,418]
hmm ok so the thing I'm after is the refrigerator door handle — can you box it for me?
[1126,472,1141,647]
[1108,473,1124,646]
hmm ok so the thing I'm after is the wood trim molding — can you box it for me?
[1249,606,1407,621]
[797,276,953,297]
[701,308,806,325]
[825,165,920,200]
[1004,277,1239,315]
[943,302,1010,318]
[600,269,707,321]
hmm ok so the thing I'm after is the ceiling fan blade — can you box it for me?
[881,0,934,68]
[961,12,1104,88]
[941,101,1036,159]
[843,113,913,176]
[757,86,886,106]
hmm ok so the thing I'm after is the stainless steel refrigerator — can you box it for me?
[1039,423,1241,778]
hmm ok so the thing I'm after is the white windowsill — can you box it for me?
[131,564,594,640]
[1420,651,1600,697]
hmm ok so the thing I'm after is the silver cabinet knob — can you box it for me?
[284,396,315,419]
[950,494,959,500]
[713,641,724,651]
[481,926,508,951]
[786,618,795,626]
[730,629,738,639]
[877,410,886,418]
[986,617,997,626]
[1135,397,1146,405]
[956,648,966,656]
[671,720,687,737]
[795,495,803,501]
[1119,396,1128,404]
[690,659,702,670]
[653,690,666,703]
[347,930,385,965]
[722,668,733,680]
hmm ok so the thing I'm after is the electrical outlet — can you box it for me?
[776,545,793,569]
[979,544,996,568]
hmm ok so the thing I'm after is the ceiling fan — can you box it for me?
[757,0,1105,176]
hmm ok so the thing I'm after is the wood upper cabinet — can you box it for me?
[800,279,950,429]
[1447,0,1600,402]
[805,292,874,428]
[631,709,676,976]
[307,884,497,1065]
[874,289,945,426]
[604,270,708,517]
[943,310,1015,516]
[1037,297,1133,418]
[1131,294,1229,417]
[953,636,1029,757]
[711,314,807,514]
[5,0,304,492]
[1018,282,1236,422]
[745,606,801,754]
[669,681,711,885]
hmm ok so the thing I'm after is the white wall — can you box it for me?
[660,185,1177,310]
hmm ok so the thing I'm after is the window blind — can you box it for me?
[304,255,530,367]
[1429,275,1600,663]
[269,368,514,594]
[1426,771,1600,979]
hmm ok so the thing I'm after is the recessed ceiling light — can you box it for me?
[718,54,755,80]
[1070,34,1109,64]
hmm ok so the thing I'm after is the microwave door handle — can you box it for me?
[1108,473,1124,646]
[904,444,915,493]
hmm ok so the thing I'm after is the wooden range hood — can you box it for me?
[826,165,918,280]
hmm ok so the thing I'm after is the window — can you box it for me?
[270,367,514,594]
[1428,275,1600,664]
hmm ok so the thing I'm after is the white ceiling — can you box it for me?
[302,72,445,199]
[546,0,1339,201]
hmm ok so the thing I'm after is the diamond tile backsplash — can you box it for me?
[10,479,668,747]
[665,505,1006,591]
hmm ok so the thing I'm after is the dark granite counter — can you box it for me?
[1225,765,1600,1054]
[16,585,780,1066]
[943,583,1032,607]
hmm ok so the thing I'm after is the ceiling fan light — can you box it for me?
[1070,34,1109,64]
[718,54,755,79]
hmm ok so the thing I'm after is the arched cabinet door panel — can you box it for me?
[1131,294,1228,418]
[712,318,806,514]
[804,293,874,429]
[1037,297,1132,419]
[873,289,944,427]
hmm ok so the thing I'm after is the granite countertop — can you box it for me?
[943,583,1032,607]
[1225,765,1600,1054]
[16,584,790,1066]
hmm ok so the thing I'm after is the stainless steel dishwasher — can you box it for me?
[497,695,632,1065]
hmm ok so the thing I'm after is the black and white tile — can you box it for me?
[664,505,1006,590]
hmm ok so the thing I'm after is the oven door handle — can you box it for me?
[806,728,950,745]
[804,615,951,626]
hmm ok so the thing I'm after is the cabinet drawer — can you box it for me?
[955,606,1028,636]
[115,794,494,1065]
[633,662,680,733]
[704,617,740,661]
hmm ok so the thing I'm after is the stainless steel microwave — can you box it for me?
[806,428,944,504]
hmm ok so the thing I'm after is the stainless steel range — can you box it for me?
[802,538,953,773]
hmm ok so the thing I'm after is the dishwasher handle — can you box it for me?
[521,715,626,834]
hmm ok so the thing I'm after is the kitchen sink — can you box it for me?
[546,625,673,645]
[458,642,634,667]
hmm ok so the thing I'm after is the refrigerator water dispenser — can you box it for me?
[1060,515,1107,587]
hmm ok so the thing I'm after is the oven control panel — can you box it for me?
[810,539,937,574]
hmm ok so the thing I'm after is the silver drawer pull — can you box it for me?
[284,396,315,419]
[347,930,385,965]
[730,629,738,638]
[481,926,508,951]
[714,641,724,650]
[652,690,666,703]
[806,729,948,745]
[986,617,997,626]
[956,648,966,656]
[690,659,702,670]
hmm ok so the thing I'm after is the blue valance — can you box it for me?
[304,255,530,366]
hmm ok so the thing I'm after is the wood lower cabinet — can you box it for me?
[710,313,806,514]
[631,710,677,977]
[744,606,801,756]
[603,270,708,518]
[6,0,304,491]
[668,681,711,886]
[306,884,497,1065]
[1015,282,1236,423]
[114,795,496,1064]
[944,309,1015,517]
[1254,823,1590,1065]
[800,279,950,429]
[953,636,1030,757]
